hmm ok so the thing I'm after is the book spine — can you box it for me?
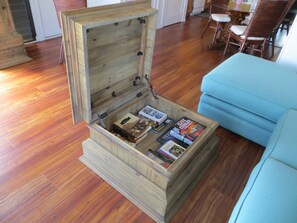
[145,150,171,168]
[155,149,175,162]
[158,147,178,160]
[169,130,193,145]
[113,124,135,142]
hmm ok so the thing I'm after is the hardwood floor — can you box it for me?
[0,16,264,222]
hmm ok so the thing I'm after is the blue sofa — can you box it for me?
[198,53,297,146]
[229,109,297,223]
[197,54,297,222]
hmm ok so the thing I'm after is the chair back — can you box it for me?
[53,0,87,25]
[209,0,230,14]
[243,0,290,38]
[274,0,296,31]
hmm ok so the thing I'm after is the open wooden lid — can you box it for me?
[61,0,157,124]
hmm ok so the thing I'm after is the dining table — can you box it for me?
[208,0,255,49]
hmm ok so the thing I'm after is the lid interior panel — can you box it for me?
[87,18,145,113]
[61,0,157,124]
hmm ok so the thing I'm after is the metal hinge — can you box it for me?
[138,18,146,24]
[133,76,141,86]
[136,92,143,97]
[97,112,108,129]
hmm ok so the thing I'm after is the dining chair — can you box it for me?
[201,0,231,46]
[280,1,297,34]
[280,10,296,34]
[53,0,87,64]
[223,0,290,58]
[269,0,296,58]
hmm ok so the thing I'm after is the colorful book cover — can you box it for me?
[138,105,167,125]
[151,118,173,133]
[157,140,186,160]
[157,126,189,148]
[170,116,206,145]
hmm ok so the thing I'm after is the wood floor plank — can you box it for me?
[0,175,55,222]
[0,16,265,222]
[0,127,88,198]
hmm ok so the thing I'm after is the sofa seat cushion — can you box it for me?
[229,158,297,223]
[201,53,297,123]
[262,109,297,169]
[199,94,274,146]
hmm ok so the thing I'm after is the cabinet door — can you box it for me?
[163,0,187,27]
[38,0,60,38]
[192,0,206,14]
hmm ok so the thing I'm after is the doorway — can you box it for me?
[9,0,36,42]
[162,0,188,27]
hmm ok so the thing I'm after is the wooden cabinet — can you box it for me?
[0,0,31,69]
[61,1,219,222]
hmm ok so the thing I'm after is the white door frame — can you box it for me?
[29,0,46,41]
[159,0,188,28]
[28,0,188,42]
[28,0,61,41]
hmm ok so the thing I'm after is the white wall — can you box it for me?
[28,0,187,41]
[87,0,121,7]
[151,0,164,29]
[29,0,61,41]
[277,16,297,73]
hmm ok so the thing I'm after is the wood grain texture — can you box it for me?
[0,15,263,222]
[0,0,32,69]
[53,0,87,25]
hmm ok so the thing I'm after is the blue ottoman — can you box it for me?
[198,53,297,146]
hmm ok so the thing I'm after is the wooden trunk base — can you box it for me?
[80,136,219,223]
[0,54,32,70]
[0,34,32,70]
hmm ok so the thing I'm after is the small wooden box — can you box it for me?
[61,1,219,222]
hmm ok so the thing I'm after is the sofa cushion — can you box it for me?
[261,109,297,169]
[229,158,297,223]
[199,94,274,146]
[201,53,297,123]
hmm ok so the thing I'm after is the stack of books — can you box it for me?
[169,116,206,146]
[157,116,206,147]
[112,106,206,168]
[113,113,152,144]
[138,105,167,125]
[151,116,206,166]
[113,106,171,145]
